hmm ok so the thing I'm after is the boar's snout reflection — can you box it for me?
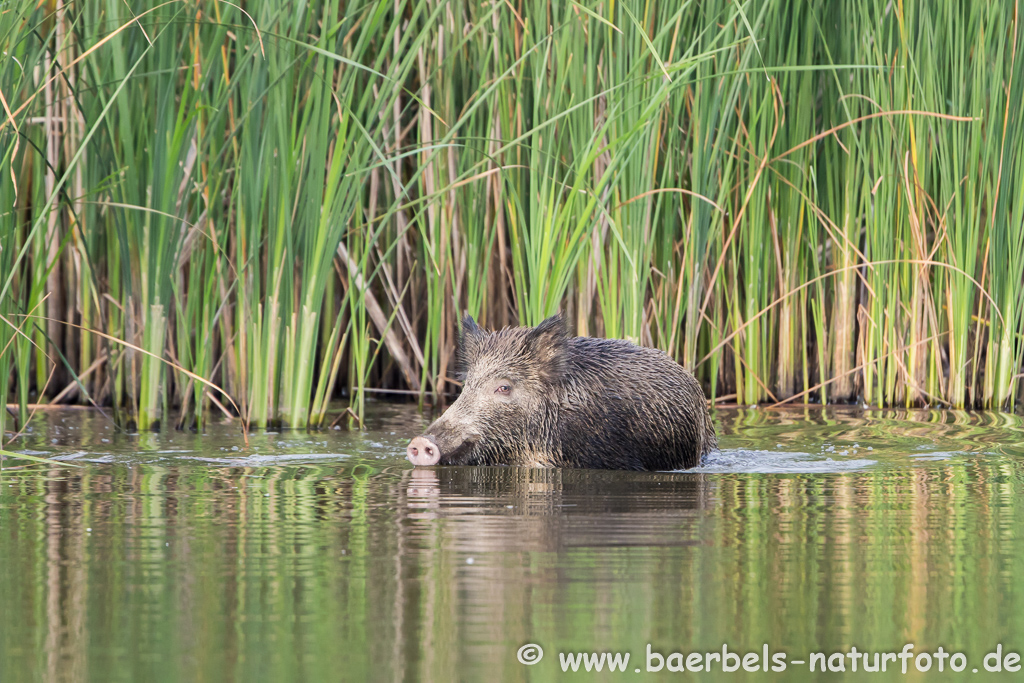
[403,468,442,519]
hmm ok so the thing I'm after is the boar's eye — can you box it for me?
[495,383,511,395]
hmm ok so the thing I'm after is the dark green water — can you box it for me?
[2,404,1023,682]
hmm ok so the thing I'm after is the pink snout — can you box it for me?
[406,435,441,466]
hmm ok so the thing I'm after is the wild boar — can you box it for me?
[406,314,716,470]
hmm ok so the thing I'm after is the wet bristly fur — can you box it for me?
[419,314,717,470]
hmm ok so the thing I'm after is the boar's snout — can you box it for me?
[407,435,441,466]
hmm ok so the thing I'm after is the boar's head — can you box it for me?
[406,314,567,466]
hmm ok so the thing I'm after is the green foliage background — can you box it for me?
[1,0,1023,434]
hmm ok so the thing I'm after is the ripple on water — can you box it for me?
[694,448,877,473]
[179,452,352,466]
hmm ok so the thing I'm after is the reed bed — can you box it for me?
[1,0,1022,438]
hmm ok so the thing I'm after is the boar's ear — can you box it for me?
[458,314,488,372]
[525,314,568,384]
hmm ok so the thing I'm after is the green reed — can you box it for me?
[0,0,1021,434]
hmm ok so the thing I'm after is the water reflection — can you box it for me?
[401,467,710,547]
[1,406,1023,682]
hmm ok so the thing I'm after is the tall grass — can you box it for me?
[1,0,1022,436]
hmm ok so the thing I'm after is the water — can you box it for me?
[2,404,1023,682]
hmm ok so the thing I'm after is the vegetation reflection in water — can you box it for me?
[1,404,1023,682]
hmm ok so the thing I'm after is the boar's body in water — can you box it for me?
[406,315,716,470]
